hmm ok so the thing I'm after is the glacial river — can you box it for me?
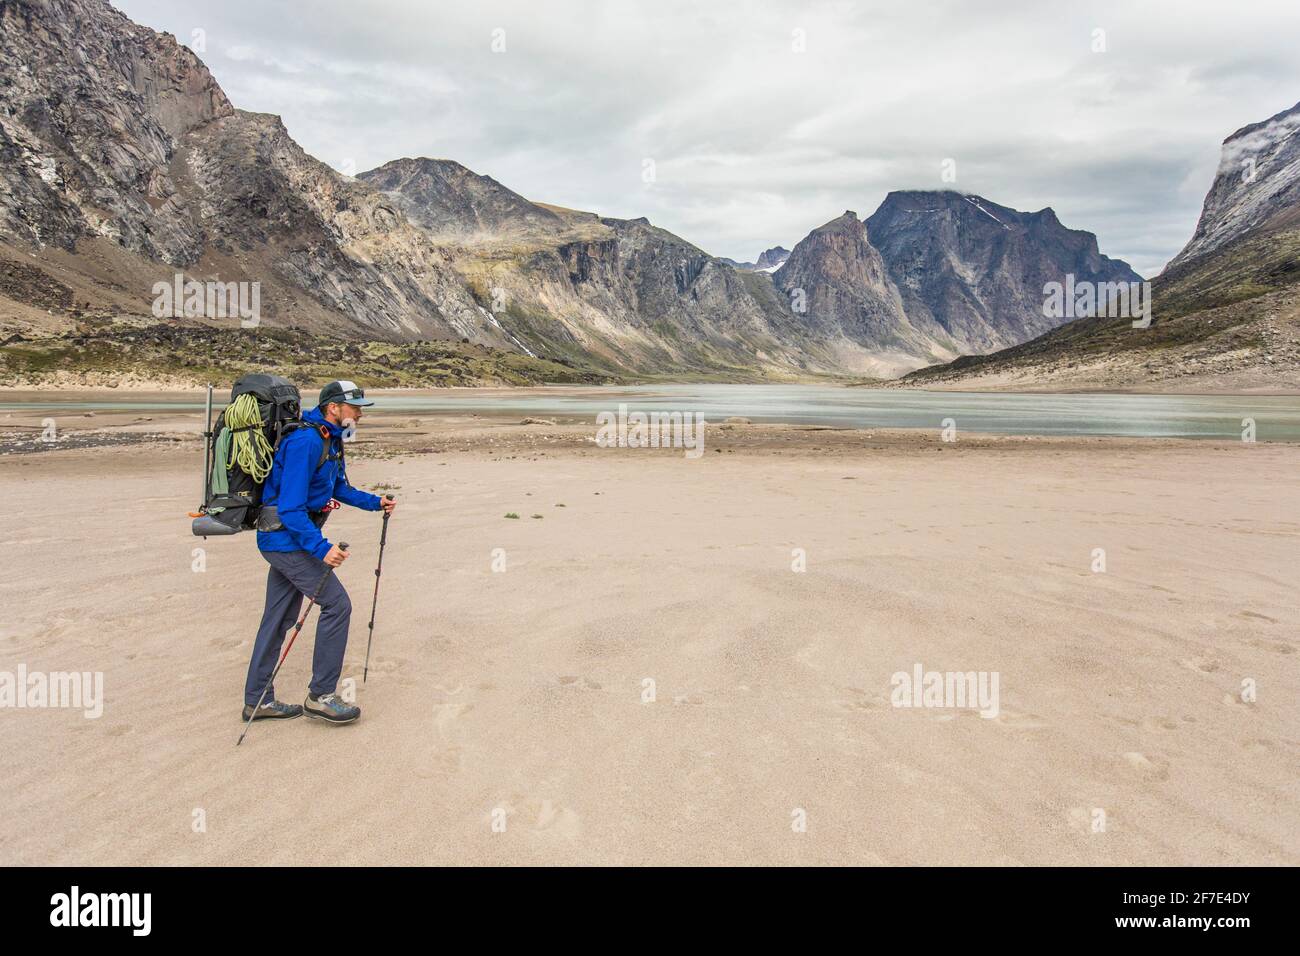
[4,384,1300,440]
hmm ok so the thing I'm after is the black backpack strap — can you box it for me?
[273,421,332,467]
[262,423,334,510]
[316,424,333,470]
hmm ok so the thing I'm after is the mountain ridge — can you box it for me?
[899,103,1300,392]
[1,0,1158,387]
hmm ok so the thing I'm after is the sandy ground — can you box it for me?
[0,408,1297,866]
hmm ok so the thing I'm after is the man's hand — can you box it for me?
[379,494,397,515]
[324,543,350,567]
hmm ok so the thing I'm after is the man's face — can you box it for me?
[326,401,364,428]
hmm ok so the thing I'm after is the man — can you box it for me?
[242,380,397,725]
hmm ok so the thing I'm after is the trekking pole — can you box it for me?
[362,501,393,683]
[237,543,349,746]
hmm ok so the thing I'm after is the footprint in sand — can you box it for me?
[533,799,583,836]
[1236,610,1278,624]
[832,687,889,712]
[1121,751,1170,781]
[487,797,582,837]
[1180,655,1220,674]
[434,701,474,739]
[558,675,603,690]
[1221,692,1255,707]
[1067,806,1109,835]
[794,645,822,670]
[978,707,1047,730]
[1246,638,1294,655]
[415,745,463,778]
[1138,715,1180,733]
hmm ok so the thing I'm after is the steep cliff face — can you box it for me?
[176,114,495,340]
[865,191,1143,353]
[1150,99,1300,323]
[763,194,1143,374]
[1168,99,1300,269]
[771,211,952,375]
[0,0,232,261]
[0,0,501,343]
[477,212,824,375]
[361,159,826,375]
[899,109,1300,392]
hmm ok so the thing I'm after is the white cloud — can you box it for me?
[114,0,1300,277]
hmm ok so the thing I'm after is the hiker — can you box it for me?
[242,380,396,725]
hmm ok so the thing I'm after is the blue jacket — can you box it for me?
[257,406,381,559]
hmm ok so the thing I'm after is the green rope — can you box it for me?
[224,392,275,484]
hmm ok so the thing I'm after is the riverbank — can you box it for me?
[1,420,1296,865]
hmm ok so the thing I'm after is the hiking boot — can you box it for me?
[242,699,303,721]
[304,693,360,724]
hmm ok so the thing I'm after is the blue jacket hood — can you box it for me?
[303,406,342,436]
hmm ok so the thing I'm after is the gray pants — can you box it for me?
[244,549,352,706]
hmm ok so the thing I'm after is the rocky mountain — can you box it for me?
[763,197,1143,376]
[0,0,1155,386]
[0,0,852,380]
[361,161,831,376]
[754,246,791,272]
[0,0,232,262]
[723,246,791,272]
[901,105,1300,392]
[357,158,563,242]
[866,191,1143,354]
[0,0,506,346]
[1168,100,1300,269]
[773,211,952,376]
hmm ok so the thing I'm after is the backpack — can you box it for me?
[191,374,329,537]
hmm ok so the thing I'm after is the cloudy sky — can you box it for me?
[114,0,1300,276]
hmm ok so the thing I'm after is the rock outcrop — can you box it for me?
[899,107,1300,392]
[1168,99,1300,269]
[0,0,232,261]
[772,211,945,375]
[358,158,563,241]
[866,191,1143,354]
[0,0,501,343]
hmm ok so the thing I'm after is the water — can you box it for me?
[4,385,1299,440]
